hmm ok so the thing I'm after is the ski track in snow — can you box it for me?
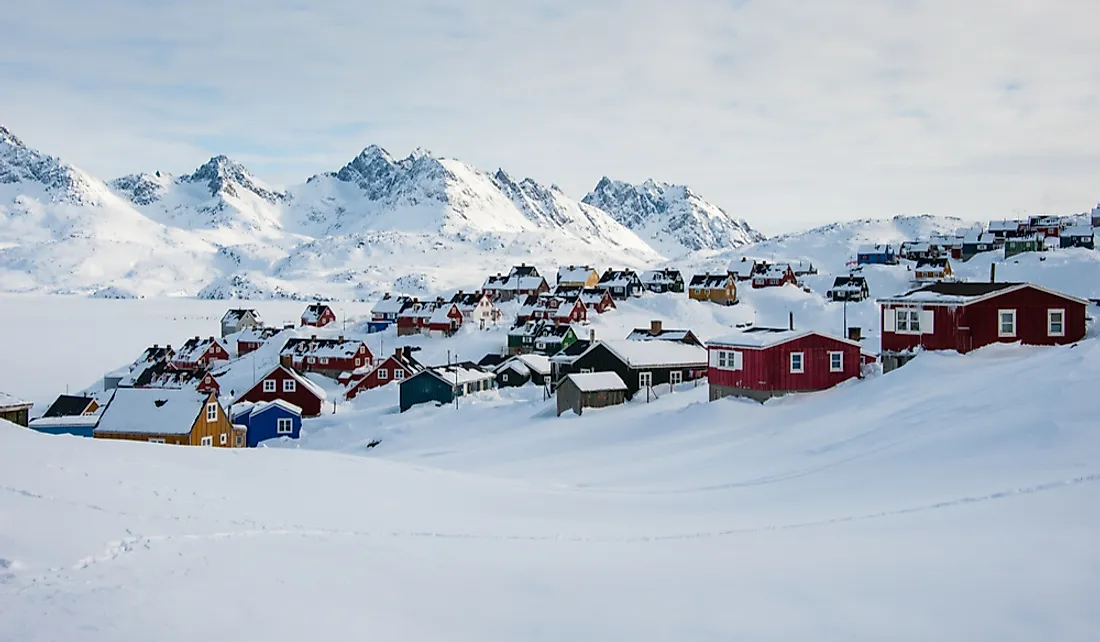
[53,471,1098,575]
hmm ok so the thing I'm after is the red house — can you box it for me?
[345,347,425,399]
[301,303,337,328]
[234,359,328,417]
[550,286,616,314]
[517,294,587,326]
[751,264,797,289]
[237,327,281,356]
[426,303,464,336]
[707,328,863,402]
[280,335,373,378]
[877,282,1087,372]
[170,336,232,371]
[196,372,221,395]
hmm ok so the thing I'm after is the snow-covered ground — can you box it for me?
[2,337,1099,641]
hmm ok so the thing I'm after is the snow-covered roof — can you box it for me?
[1062,225,1095,237]
[95,388,211,435]
[238,327,281,344]
[856,244,893,254]
[29,415,101,428]
[626,328,696,343]
[557,266,597,282]
[598,269,639,287]
[579,288,610,305]
[754,265,792,279]
[222,308,259,324]
[727,260,759,277]
[0,391,32,409]
[429,304,458,324]
[507,354,551,376]
[250,398,303,417]
[372,295,411,315]
[591,340,707,368]
[427,363,496,386]
[877,282,1087,306]
[483,271,547,292]
[989,219,1024,232]
[301,303,332,323]
[915,258,950,269]
[690,273,731,288]
[640,269,681,284]
[708,328,860,350]
[281,337,364,359]
[174,337,229,363]
[565,372,628,392]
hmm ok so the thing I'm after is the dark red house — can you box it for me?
[516,294,587,326]
[280,336,373,378]
[301,303,337,328]
[169,336,231,371]
[345,347,425,399]
[234,360,328,417]
[751,264,797,289]
[237,327,281,356]
[877,282,1087,372]
[707,328,863,402]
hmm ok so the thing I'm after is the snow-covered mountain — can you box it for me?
[583,177,764,256]
[0,126,671,298]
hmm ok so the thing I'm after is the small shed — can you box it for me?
[495,354,552,388]
[556,372,628,416]
[0,392,32,427]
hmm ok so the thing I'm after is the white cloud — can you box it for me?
[2,0,1098,233]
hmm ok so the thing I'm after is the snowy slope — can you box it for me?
[2,336,1099,641]
[583,177,764,256]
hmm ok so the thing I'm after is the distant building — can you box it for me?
[494,354,552,388]
[94,389,237,447]
[555,372,628,416]
[913,258,953,283]
[1060,226,1095,250]
[483,265,550,301]
[826,275,870,302]
[596,269,644,300]
[625,320,703,347]
[221,308,263,337]
[234,360,328,418]
[556,265,601,288]
[640,269,685,294]
[1004,234,1043,258]
[751,264,797,289]
[345,347,425,399]
[231,399,302,448]
[399,363,496,412]
[369,294,412,332]
[0,392,32,427]
[301,303,337,328]
[689,273,738,305]
[856,244,898,265]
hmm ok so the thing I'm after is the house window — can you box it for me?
[307,356,316,364]
[1048,309,1065,337]
[283,379,297,393]
[638,372,653,388]
[236,435,243,447]
[263,379,276,393]
[896,309,921,334]
[998,309,1017,337]
[378,368,388,380]
[277,418,293,435]
[206,403,218,422]
[790,352,804,374]
[148,438,165,444]
[220,433,227,445]
[670,371,683,385]
[581,368,594,374]
[394,369,405,380]
[319,357,329,365]
[354,358,361,367]
[201,436,213,447]
[502,374,509,382]
[829,351,844,372]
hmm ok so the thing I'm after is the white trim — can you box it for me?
[200,436,213,447]
[1047,308,1065,337]
[220,433,227,445]
[263,379,276,393]
[277,417,293,435]
[828,351,844,372]
[282,379,297,393]
[205,403,218,423]
[789,352,805,374]
[638,371,653,388]
[708,330,862,350]
[148,438,166,444]
[998,309,1017,337]
[670,370,683,385]
[378,368,388,380]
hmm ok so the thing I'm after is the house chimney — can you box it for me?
[789,312,794,331]
[194,335,199,342]
[394,347,403,357]
[311,334,317,341]
[589,329,596,341]
[848,327,863,342]
[208,336,214,342]
[279,354,293,368]
[650,320,663,335]
[153,344,158,349]
[338,335,344,342]
[990,263,996,283]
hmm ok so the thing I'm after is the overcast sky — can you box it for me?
[2,0,1099,234]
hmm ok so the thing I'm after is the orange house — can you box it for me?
[94,388,241,447]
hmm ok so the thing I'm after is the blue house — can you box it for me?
[368,294,412,333]
[398,362,497,413]
[27,414,100,437]
[856,244,898,265]
[231,399,303,447]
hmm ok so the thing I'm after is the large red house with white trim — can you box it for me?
[234,360,328,417]
[280,335,373,378]
[345,347,425,399]
[877,282,1088,372]
[707,328,863,402]
[170,336,231,371]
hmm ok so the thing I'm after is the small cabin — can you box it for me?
[399,363,496,412]
[301,303,337,328]
[231,399,302,448]
[221,308,263,337]
[0,392,33,427]
[495,354,552,388]
[556,372,628,416]
[827,276,870,302]
[688,273,738,305]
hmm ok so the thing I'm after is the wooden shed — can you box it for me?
[0,392,32,427]
[556,372,628,416]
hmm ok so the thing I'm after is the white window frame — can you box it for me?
[1047,308,1065,337]
[638,371,653,388]
[277,418,293,435]
[263,379,276,393]
[394,369,405,380]
[670,370,683,385]
[319,357,329,365]
[998,309,1017,337]
[580,368,594,374]
[220,433,227,445]
[200,436,213,447]
[206,403,218,423]
[502,373,509,382]
[378,368,388,380]
[354,357,361,367]
[790,352,804,374]
[148,438,166,444]
[307,356,316,364]
[829,351,844,373]
[895,308,922,334]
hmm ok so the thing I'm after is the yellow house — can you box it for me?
[556,265,600,288]
[94,388,239,447]
[689,273,738,306]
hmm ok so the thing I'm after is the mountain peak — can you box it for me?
[0,125,25,148]
[181,155,284,203]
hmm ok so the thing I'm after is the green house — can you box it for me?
[507,321,579,356]
[1004,235,1041,258]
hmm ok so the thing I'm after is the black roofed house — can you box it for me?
[42,394,100,418]
[221,308,262,337]
[30,394,103,437]
[399,362,497,412]
[1059,226,1095,250]
[369,294,413,332]
[640,269,685,294]
[449,290,503,328]
[913,257,954,283]
[596,269,644,300]
[556,372,628,416]
[548,338,593,388]
[554,285,616,314]
[495,354,552,388]
[961,232,997,261]
[477,352,508,369]
[689,272,738,305]
[826,275,870,302]
[482,264,550,302]
[626,320,703,347]
[169,336,232,372]
[281,335,373,379]
[751,264,797,289]
[554,339,708,399]
[0,391,32,427]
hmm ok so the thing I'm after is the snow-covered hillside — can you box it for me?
[583,177,763,256]
[2,334,1099,640]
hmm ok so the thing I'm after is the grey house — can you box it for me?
[221,309,263,337]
